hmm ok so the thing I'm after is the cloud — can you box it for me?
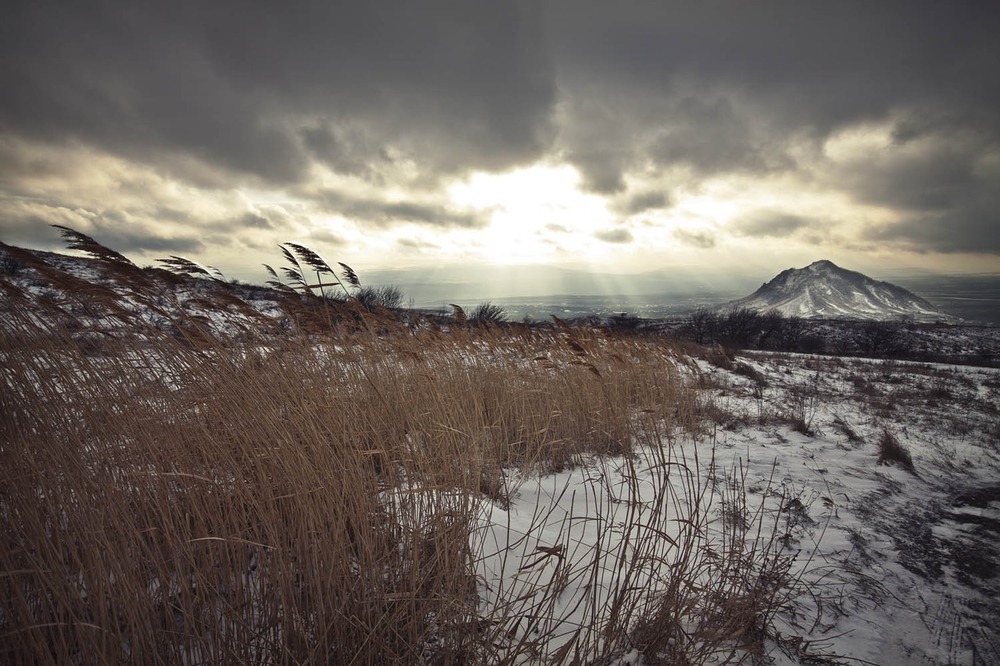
[731,212,812,239]
[222,206,305,235]
[673,228,716,249]
[0,199,204,255]
[396,237,440,250]
[1,1,556,186]
[862,202,1000,254]
[305,229,347,246]
[615,190,670,216]
[827,121,991,212]
[647,97,778,175]
[548,1,1000,252]
[311,189,488,229]
[3,0,1000,267]
[99,229,205,255]
[232,212,273,231]
[819,117,1000,253]
[299,122,391,182]
[594,228,633,244]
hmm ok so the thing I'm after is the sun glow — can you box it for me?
[448,164,613,264]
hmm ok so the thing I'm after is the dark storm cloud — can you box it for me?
[551,2,1000,130]
[0,213,77,250]
[3,213,204,255]
[825,119,1000,252]
[312,189,488,229]
[83,215,206,254]
[99,230,201,255]
[0,194,206,254]
[1,0,555,184]
[834,122,991,213]
[3,0,999,256]
[548,1,1000,253]
[214,206,307,236]
[233,212,274,231]
[647,97,778,175]
[863,199,1000,254]
[299,123,392,183]
[307,229,347,246]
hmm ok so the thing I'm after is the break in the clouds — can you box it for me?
[1,0,998,279]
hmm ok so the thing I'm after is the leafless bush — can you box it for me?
[354,283,405,311]
[852,320,910,357]
[606,311,641,332]
[469,300,508,326]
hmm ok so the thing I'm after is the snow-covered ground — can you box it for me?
[476,351,1000,664]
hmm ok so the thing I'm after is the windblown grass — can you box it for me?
[1,244,824,664]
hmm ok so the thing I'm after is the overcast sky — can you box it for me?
[2,1,998,294]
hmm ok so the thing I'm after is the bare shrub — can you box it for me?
[686,307,719,344]
[854,320,909,357]
[355,283,405,311]
[0,248,25,275]
[606,311,641,332]
[469,301,508,326]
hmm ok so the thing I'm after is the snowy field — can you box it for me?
[474,351,1000,664]
[3,242,999,664]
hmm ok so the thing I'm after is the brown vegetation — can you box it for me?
[1,234,826,664]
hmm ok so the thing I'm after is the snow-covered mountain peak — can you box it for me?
[727,260,958,322]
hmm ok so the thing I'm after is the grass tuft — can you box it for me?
[876,427,916,474]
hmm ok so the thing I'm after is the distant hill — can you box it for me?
[725,260,959,322]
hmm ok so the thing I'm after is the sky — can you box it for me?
[2,1,999,300]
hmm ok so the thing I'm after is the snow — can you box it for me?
[5,245,1000,663]
[728,260,956,322]
[476,351,1000,664]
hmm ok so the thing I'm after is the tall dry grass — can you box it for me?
[1,243,823,664]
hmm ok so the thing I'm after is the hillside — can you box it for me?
[2,239,1000,664]
[727,260,957,322]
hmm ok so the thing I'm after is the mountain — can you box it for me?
[725,260,958,322]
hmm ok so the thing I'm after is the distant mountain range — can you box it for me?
[725,260,960,322]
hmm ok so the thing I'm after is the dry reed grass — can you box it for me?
[1,240,823,664]
[876,428,916,474]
